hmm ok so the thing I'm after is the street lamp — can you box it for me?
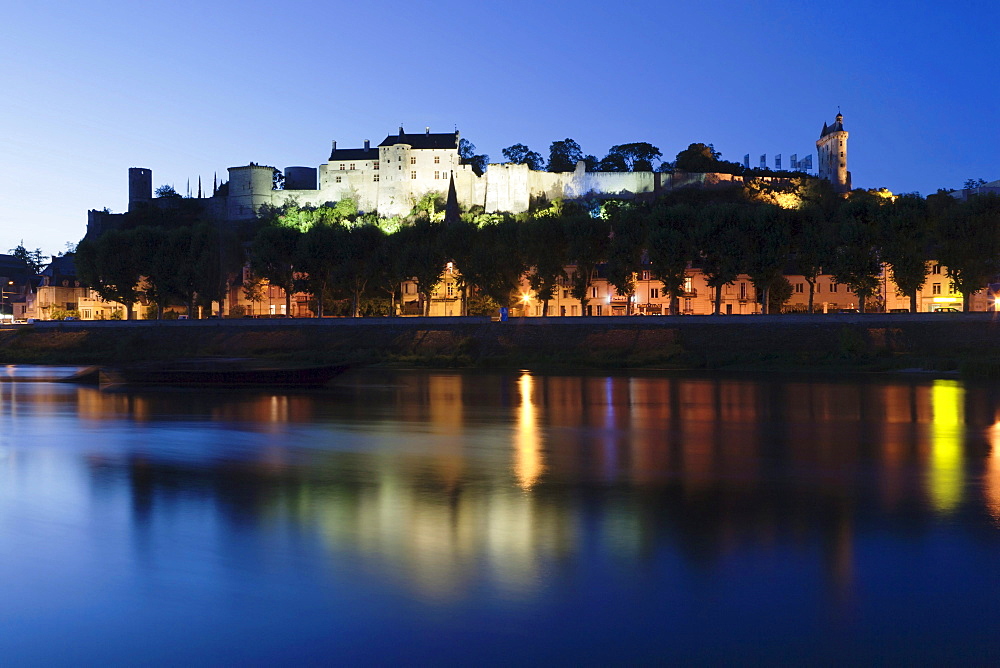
[1,280,15,324]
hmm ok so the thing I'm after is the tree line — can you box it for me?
[74,176,1000,319]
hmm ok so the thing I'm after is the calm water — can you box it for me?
[1,366,998,664]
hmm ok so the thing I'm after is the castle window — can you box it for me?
[410,157,416,165]
[442,171,448,179]
[373,175,379,182]
[335,176,342,183]
[373,161,379,170]
[411,171,417,179]
[349,163,356,170]
[434,156,440,164]
[434,171,440,180]
[339,164,345,170]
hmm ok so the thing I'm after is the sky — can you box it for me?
[1,0,997,257]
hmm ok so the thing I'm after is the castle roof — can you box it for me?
[329,147,379,161]
[379,127,459,150]
[820,113,845,138]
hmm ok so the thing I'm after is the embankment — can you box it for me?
[2,314,1000,374]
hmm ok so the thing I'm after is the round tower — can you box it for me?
[128,167,152,211]
[227,164,276,219]
[816,112,850,193]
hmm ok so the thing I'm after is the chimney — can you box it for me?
[398,125,404,136]
[426,126,430,134]
[364,139,370,150]
[331,140,337,152]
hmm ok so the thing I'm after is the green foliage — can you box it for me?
[155,184,181,198]
[8,241,47,274]
[76,230,142,320]
[459,139,488,176]
[547,139,584,173]
[48,307,80,321]
[829,192,883,312]
[502,144,544,170]
[936,193,1000,311]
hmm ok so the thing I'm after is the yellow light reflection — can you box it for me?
[928,380,964,513]
[515,372,543,490]
[985,422,1000,522]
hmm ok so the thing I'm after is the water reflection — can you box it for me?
[3,370,1000,661]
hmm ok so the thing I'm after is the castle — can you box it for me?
[98,114,850,232]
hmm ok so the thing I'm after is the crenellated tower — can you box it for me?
[816,112,850,193]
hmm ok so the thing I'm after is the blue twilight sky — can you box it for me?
[1,0,997,256]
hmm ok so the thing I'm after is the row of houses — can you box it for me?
[5,251,984,323]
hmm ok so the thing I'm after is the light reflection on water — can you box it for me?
[1,368,999,663]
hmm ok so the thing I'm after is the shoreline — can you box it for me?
[2,314,999,378]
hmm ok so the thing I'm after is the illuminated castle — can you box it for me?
[816,112,850,193]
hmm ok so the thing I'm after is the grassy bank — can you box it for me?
[2,315,999,376]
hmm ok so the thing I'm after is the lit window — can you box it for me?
[373,161,379,170]
[447,284,454,297]
[434,156,440,164]
[434,171,440,179]
[411,171,416,179]
[641,270,650,280]
[410,156,416,165]
[684,277,692,293]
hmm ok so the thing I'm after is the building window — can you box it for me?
[442,171,448,179]
[335,176,342,183]
[411,171,417,179]
[830,282,838,293]
[596,305,602,316]
[641,270,650,281]
[932,264,942,274]
[339,164,345,171]
[650,288,659,299]
[434,171,440,179]
[349,163,356,170]
[739,283,747,300]
[816,283,821,293]
[932,283,941,295]
[447,284,454,297]
[373,161,379,170]
[373,175,379,182]
[684,276,692,293]
[410,156,416,165]
[795,283,804,293]
[684,298,692,311]
[434,156,440,164]
[591,286,598,298]
[948,284,956,295]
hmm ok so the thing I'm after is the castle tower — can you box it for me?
[227,164,276,220]
[128,167,152,212]
[816,112,850,193]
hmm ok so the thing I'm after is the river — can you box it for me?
[1,367,998,663]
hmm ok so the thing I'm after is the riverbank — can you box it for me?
[2,314,1000,376]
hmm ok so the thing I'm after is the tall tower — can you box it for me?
[128,167,152,211]
[816,112,850,193]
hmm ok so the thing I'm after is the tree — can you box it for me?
[696,203,747,314]
[273,169,285,190]
[936,194,1000,311]
[743,205,790,314]
[963,178,988,189]
[828,193,882,313]
[459,138,488,176]
[674,143,721,172]
[460,217,525,311]
[789,205,835,313]
[8,241,46,274]
[564,209,610,315]
[334,224,385,317]
[155,184,181,198]
[601,143,662,172]
[398,218,446,316]
[297,222,341,317]
[647,203,695,315]
[878,194,932,313]
[604,202,649,312]
[502,144,544,170]
[249,224,301,316]
[76,230,142,320]
[521,209,568,316]
[547,139,584,173]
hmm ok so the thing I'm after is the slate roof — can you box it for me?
[329,147,380,161]
[378,127,459,150]
[820,115,845,138]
